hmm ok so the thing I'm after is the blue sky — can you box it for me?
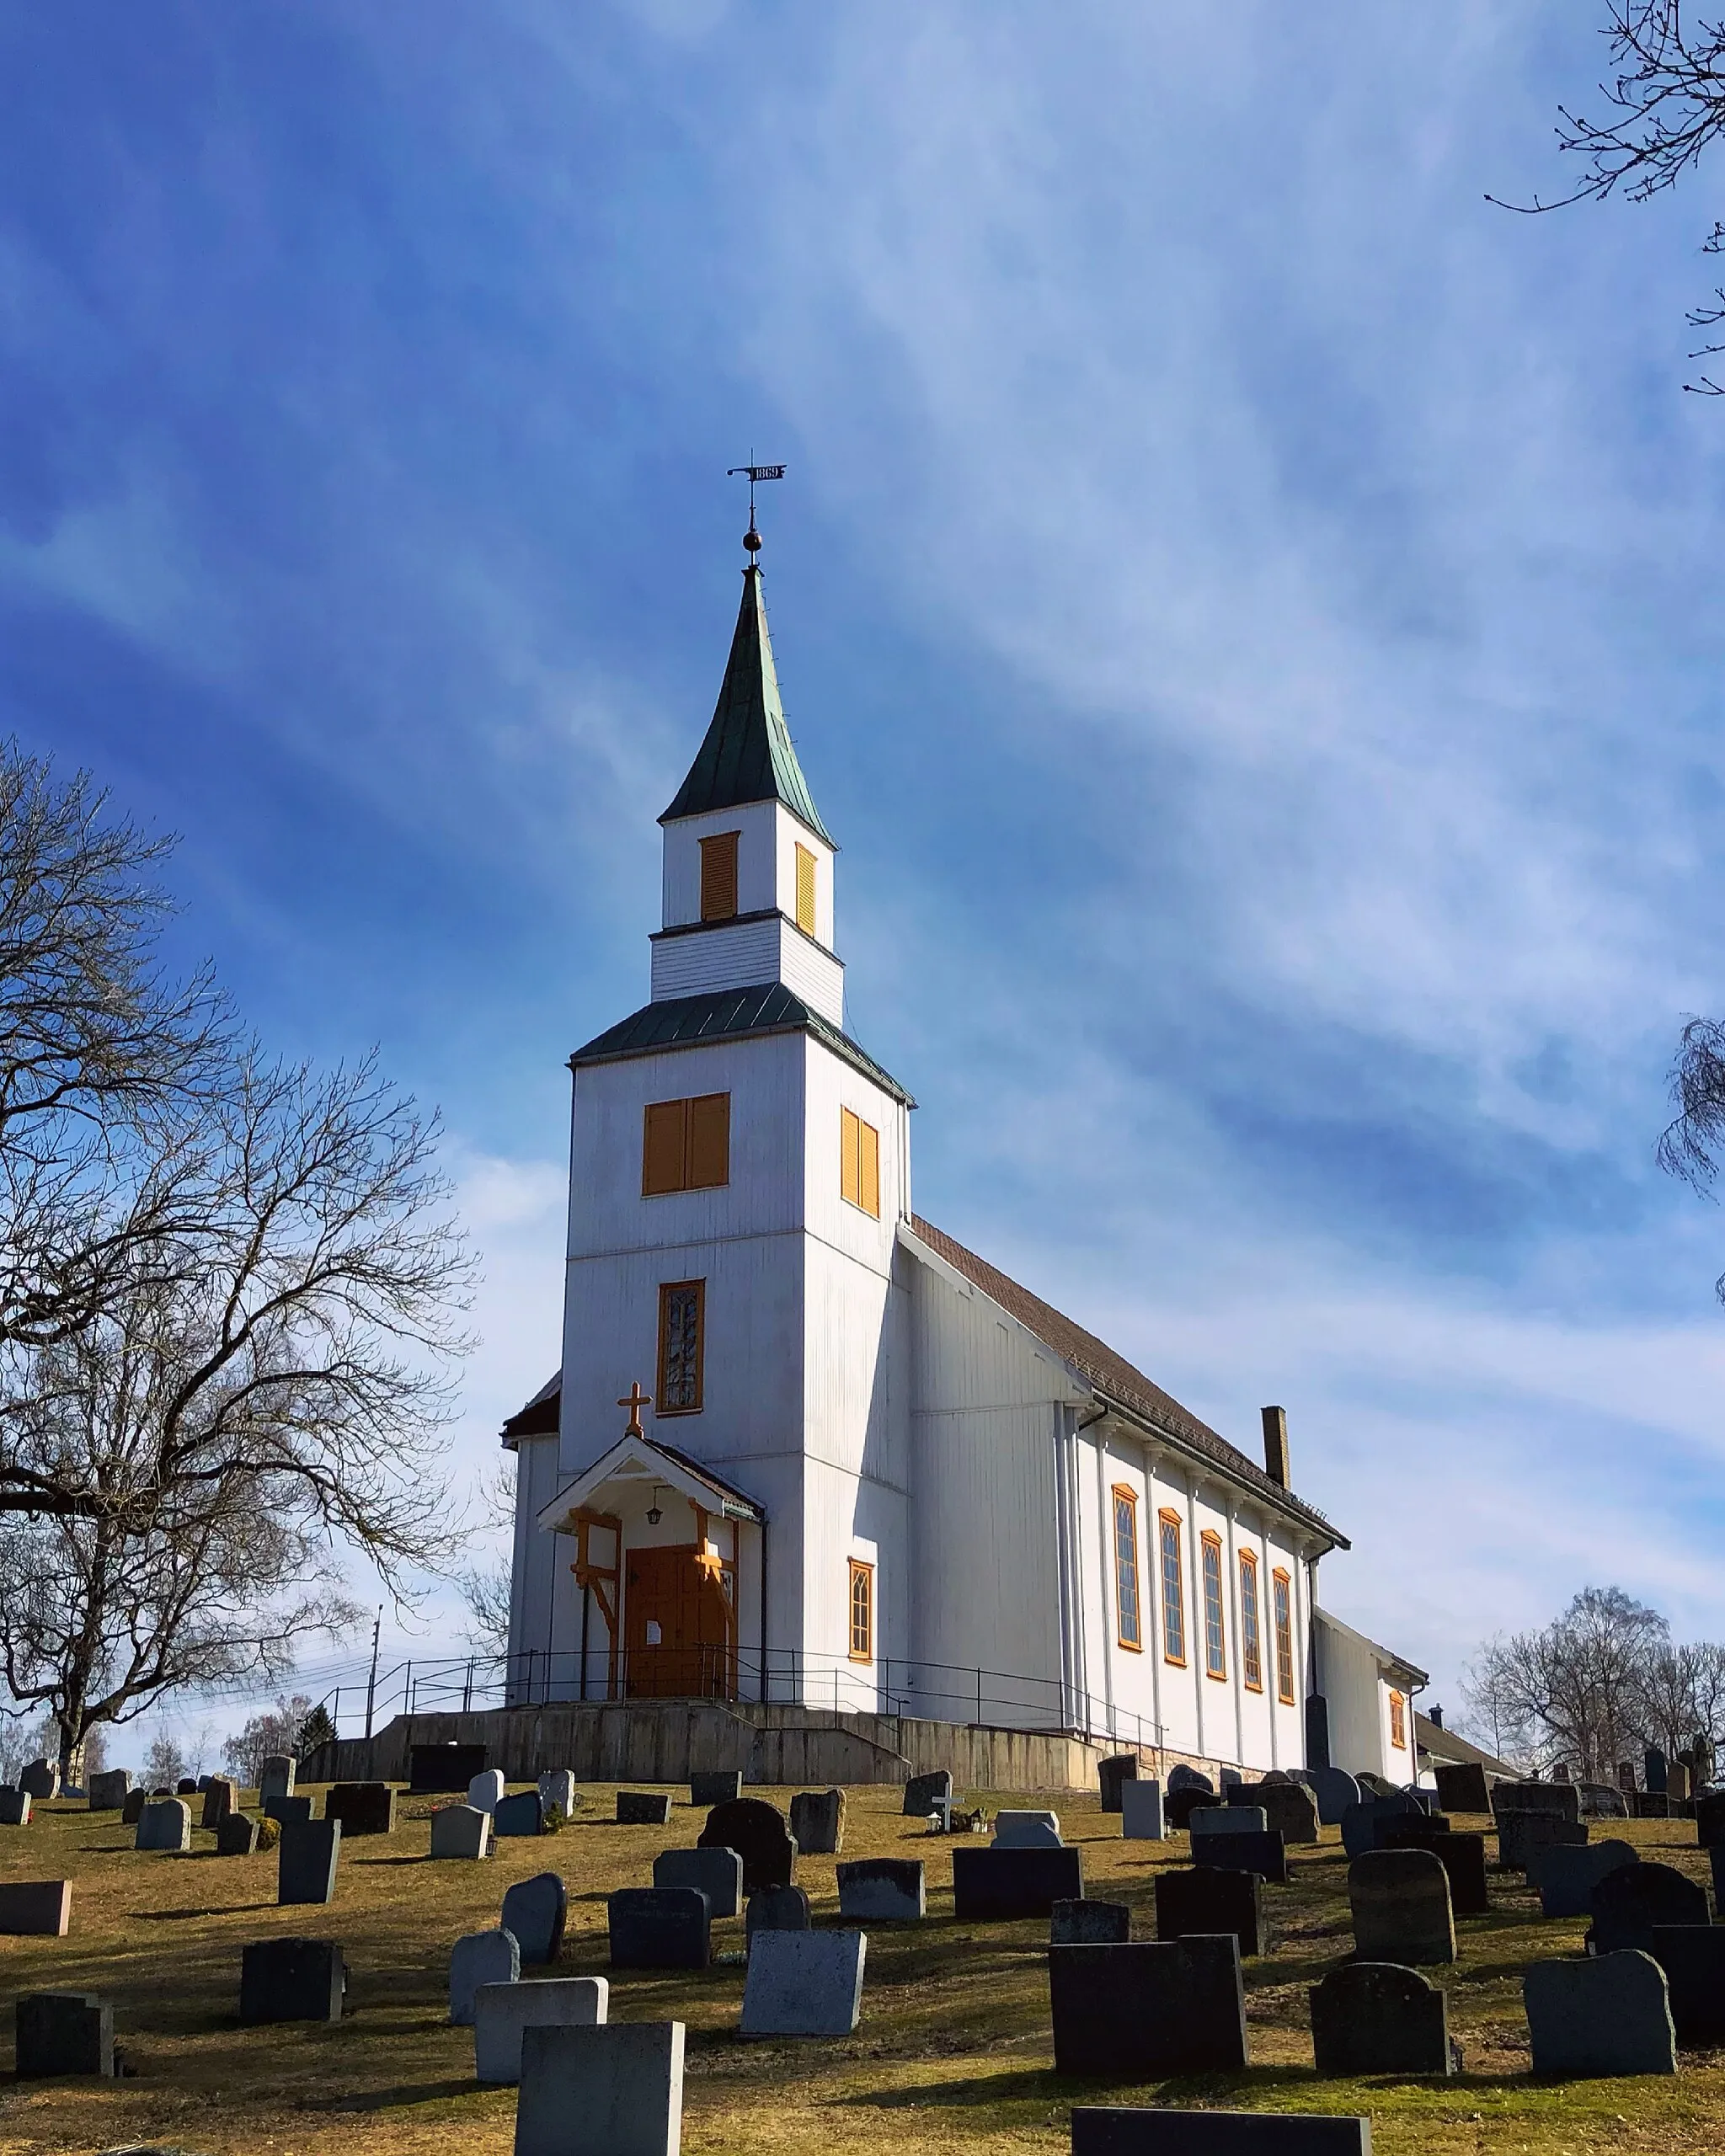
[7,0,1725,1753]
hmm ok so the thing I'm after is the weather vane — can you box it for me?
[726,460,785,560]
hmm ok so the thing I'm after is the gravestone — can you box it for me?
[494,1790,544,1838]
[1433,1761,1493,1814]
[1589,1861,1710,1956]
[1166,1787,1217,1832]
[240,1937,345,2024]
[1191,1806,1266,1837]
[1167,1764,1215,1795]
[699,1798,796,1892]
[450,1926,521,2023]
[1340,1796,1418,1860]
[177,1776,199,1795]
[1635,1790,1672,1820]
[270,1794,314,1828]
[836,1859,925,1921]
[539,1769,579,1818]
[515,2020,684,2156]
[1498,1811,1587,1873]
[1052,1897,1130,1944]
[1190,1828,1287,1886]
[88,1769,130,1811]
[1354,1773,1397,1799]
[903,1769,952,1817]
[1348,1849,1455,1964]
[1254,1781,1320,1845]
[1155,1865,1264,1956]
[0,1881,70,1935]
[1376,1819,1487,1913]
[617,1790,675,1827]
[1072,2108,1368,2156]
[1709,1843,1725,1909]
[1695,1788,1725,1848]
[121,1788,147,1827]
[1305,1690,1332,1769]
[1650,1924,1725,2046]
[216,1813,261,1858]
[1495,1779,1581,1822]
[654,1846,743,1919]
[0,1790,30,1827]
[430,1803,492,1859]
[502,1871,569,1964]
[278,1818,340,1906]
[326,1782,397,1837]
[995,1809,1063,1848]
[1307,1766,1361,1827]
[1049,1935,1247,2075]
[952,1844,1083,1920]
[740,1928,867,2036]
[1530,1838,1637,1919]
[136,1798,191,1853]
[1669,1758,1693,1803]
[692,1769,743,1807]
[259,1754,296,1811]
[200,1775,237,1830]
[19,1759,58,1801]
[15,1993,112,2078]
[745,1884,810,1939]
[608,1886,710,1970]
[475,1975,608,2084]
[1098,1754,1139,1812]
[409,1740,486,1793]
[1578,1783,1630,1821]
[1525,1951,1675,2077]
[788,1788,845,1855]
[1310,1961,1455,2077]
[468,1769,506,1814]
[1120,1780,1165,1839]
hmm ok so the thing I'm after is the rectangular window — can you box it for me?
[641,1093,730,1196]
[699,832,740,921]
[794,842,817,936]
[1389,1689,1407,1750]
[1273,1568,1295,1704]
[1113,1487,1142,1651]
[657,1280,704,1413]
[1159,1511,1186,1667]
[839,1106,881,1218]
[1201,1532,1226,1679]
[848,1558,874,1661]
[1239,1550,1263,1692]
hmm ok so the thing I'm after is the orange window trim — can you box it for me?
[641,1093,730,1196]
[848,1557,874,1662]
[1158,1508,1187,1668]
[1200,1529,1227,1681]
[1389,1689,1407,1749]
[1272,1566,1295,1705]
[840,1106,882,1219]
[656,1278,705,1415]
[1239,1550,1263,1693]
[794,843,817,936]
[1113,1485,1143,1653]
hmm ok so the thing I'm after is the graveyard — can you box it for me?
[5,1774,1725,2154]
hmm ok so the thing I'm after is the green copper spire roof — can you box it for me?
[660,566,833,841]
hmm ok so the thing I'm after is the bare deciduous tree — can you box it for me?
[1461,1586,1669,1779]
[222,1694,314,1786]
[456,1457,516,1657]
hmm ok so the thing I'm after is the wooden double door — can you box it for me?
[622,1545,734,1698]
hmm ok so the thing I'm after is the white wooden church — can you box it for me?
[503,536,1422,1784]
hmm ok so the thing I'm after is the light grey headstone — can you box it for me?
[654,1845,743,1919]
[1532,1838,1638,1919]
[1120,1780,1164,1840]
[836,1859,925,1921]
[993,1809,1062,1848]
[0,1790,31,1827]
[88,1769,131,1812]
[516,2020,684,2156]
[538,1770,578,1817]
[475,1975,607,2084]
[1348,1848,1455,1965]
[1525,1951,1676,2077]
[259,1755,296,1812]
[430,1803,492,1860]
[449,1927,519,2025]
[136,1798,192,1853]
[19,1760,58,1802]
[467,1769,506,1815]
[1190,1805,1268,1838]
[740,1928,866,2036]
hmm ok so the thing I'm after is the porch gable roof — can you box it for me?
[535,1433,767,1533]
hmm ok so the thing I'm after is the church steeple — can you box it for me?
[660,566,833,843]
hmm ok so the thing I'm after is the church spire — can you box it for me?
[660,563,833,842]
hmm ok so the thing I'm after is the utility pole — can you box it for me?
[363,1607,382,1740]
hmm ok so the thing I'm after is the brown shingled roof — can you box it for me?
[907,1214,1344,1546]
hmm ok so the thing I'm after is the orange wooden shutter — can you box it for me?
[858,1117,879,1217]
[794,844,816,935]
[840,1106,859,1206]
[642,1100,689,1194]
[700,832,739,921]
[687,1092,730,1189]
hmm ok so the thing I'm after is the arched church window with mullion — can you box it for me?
[1112,1486,1141,1651]
[1200,1531,1226,1679]
[1158,1511,1186,1667]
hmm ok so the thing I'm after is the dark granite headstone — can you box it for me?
[1339,1795,1418,1860]
[1188,1827,1287,1885]
[616,1790,674,1827]
[277,1818,340,1906]
[175,1776,198,1796]
[325,1782,397,1837]
[1166,1786,1216,1832]
[1696,1789,1725,1849]
[1306,1766,1360,1827]
[200,1775,238,1831]
[0,1881,70,1935]
[216,1813,261,1858]
[1305,1691,1332,1770]
[1645,1748,1669,1796]
[1249,1780,1320,1845]
[239,1937,345,2024]
[902,1769,952,1817]
[15,1992,112,2077]
[1097,1755,1139,1813]
[788,1788,845,1855]
[1049,1936,1247,2075]
[654,1845,743,1919]
[1650,1924,1725,2046]
[745,1884,810,1939]
[1634,1790,1672,1820]
[409,1742,487,1793]
[1311,1961,1455,2076]
[1530,1838,1637,1919]
[1166,1764,1215,1796]
[1498,1810,1587,1872]
[269,1793,314,1828]
[1433,1762,1492,1814]
[493,1790,544,1838]
[951,1844,1083,1920]
[1154,1865,1264,1956]
[1525,1950,1675,2077]
[1072,2108,1367,2156]
[606,1886,709,1970]
[1052,1897,1130,1944]
[1708,1842,1725,1909]
[121,1787,147,1827]
[1378,1822,1487,1914]
[691,1769,743,1807]
[1494,1779,1581,1822]
[836,1858,925,1920]
[501,1870,568,1964]
[1348,1848,1455,1964]
[1588,1861,1709,1956]
[698,1797,796,1892]
[1577,1782,1630,1821]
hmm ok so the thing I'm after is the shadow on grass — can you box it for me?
[306,2075,493,2112]
[131,1903,279,1920]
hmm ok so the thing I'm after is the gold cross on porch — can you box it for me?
[617,1382,652,1438]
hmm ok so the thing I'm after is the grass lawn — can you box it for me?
[0,1785,1722,2154]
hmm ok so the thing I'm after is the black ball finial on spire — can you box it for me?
[744,521,762,558]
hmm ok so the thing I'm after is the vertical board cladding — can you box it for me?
[507,1433,565,1673]
[1313,1612,1386,1783]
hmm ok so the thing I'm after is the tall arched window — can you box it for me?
[1239,1550,1263,1692]
[1272,1568,1295,1705]
[1159,1511,1186,1667]
[1200,1532,1226,1679]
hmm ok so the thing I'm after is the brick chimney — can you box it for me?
[1261,1404,1290,1487]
